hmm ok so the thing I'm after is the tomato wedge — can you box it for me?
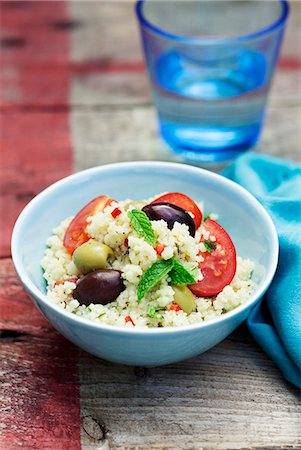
[189,219,236,297]
[63,195,113,254]
[151,192,202,228]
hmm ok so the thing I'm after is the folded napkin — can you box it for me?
[222,153,301,388]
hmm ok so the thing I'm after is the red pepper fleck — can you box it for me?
[154,244,165,256]
[125,315,135,326]
[168,303,182,312]
[54,278,78,287]
[124,238,129,248]
[111,207,122,218]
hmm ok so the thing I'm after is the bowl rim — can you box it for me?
[11,161,279,335]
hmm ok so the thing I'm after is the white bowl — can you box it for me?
[12,162,278,366]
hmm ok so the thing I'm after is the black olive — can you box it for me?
[142,202,196,237]
[73,269,125,306]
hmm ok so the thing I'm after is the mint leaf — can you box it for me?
[203,240,216,254]
[128,209,156,246]
[169,258,197,285]
[183,263,200,281]
[204,214,211,221]
[148,306,166,319]
[137,259,174,302]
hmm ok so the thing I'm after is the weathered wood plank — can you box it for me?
[79,332,300,450]
[70,5,301,449]
[70,66,300,107]
[71,99,300,173]
[70,0,301,170]
[0,3,80,449]
[69,1,301,62]
[0,1,73,108]
[68,0,301,108]
[0,110,73,257]
[1,1,299,109]
[1,2,300,450]
[69,1,141,64]
[0,0,73,257]
[0,257,52,335]
[0,258,81,450]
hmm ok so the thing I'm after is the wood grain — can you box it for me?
[70,0,301,63]
[79,332,300,450]
[71,98,300,173]
[0,1,73,257]
[1,1,300,449]
[0,258,81,450]
[0,3,80,449]
[68,2,301,449]
[69,1,301,170]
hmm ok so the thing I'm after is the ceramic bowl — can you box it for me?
[12,162,278,366]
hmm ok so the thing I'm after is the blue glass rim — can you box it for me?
[136,0,289,44]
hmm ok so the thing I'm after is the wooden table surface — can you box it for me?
[1,2,300,449]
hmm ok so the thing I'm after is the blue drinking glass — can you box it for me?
[136,0,289,163]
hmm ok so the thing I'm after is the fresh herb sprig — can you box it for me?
[137,259,174,302]
[148,306,166,319]
[127,209,156,246]
[203,240,217,254]
[137,258,198,302]
[169,258,197,285]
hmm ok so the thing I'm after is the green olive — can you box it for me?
[172,285,196,315]
[72,240,114,274]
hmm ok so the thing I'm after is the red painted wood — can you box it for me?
[0,259,80,450]
[0,258,53,335]
[1,1,73,108]
[1,54,298,99]
[0,111,72,257]
[72,59,146,75]
[0,1,73,257]
[0,3,80,449]
[70,56,300,75]
[278,56,301,70]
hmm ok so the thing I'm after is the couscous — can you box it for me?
[41,192,256,328]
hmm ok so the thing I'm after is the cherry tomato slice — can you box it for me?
[63,195,113,254]
[151,192,202,228]
[189,219,236,297]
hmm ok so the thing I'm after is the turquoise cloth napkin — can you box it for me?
[223,153,301,388]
